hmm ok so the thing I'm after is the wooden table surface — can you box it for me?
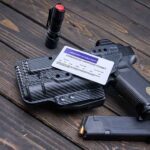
[0,0,150,149]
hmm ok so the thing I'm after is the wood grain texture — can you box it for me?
[0,1,149,115]
[2,0,150,57]
[1,0,127,50]
[0,41,139,150]
[0,95,81,150]
[98,0,150,29]
[0,18,149,150]
[0,3,65,57]
[1,0,149,83]
[0,0,150,113]
[61,0,150,56]
[0,2,140,116]
[1,0,150,80]
[136,0,150,9]
[0,1,150,149]
[0,1,150,99]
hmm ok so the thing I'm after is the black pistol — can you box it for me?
[78,40,150,141]
[86,39,150,120]
[88,39,150,120]
[15,40,150,115]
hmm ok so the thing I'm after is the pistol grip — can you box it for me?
[114,66,150,120]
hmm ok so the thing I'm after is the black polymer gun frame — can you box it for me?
[15,39,150,117]
[89,39,150,120]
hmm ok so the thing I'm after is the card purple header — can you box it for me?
[64,48,98,64]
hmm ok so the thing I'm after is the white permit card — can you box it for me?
[52,46,114,85]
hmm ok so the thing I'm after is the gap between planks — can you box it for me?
[1,0,150,57]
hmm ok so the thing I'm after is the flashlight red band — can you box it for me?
[55,4,65,12]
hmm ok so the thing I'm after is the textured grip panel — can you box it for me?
[115,67,150,119]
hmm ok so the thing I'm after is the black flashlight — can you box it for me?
[45,3,65,49]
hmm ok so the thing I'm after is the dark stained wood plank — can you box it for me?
[2,0,150,57]
[0,6,150,150]
[0,1,149,149]
[0,0,128,51]
[0,1,150,116]
[0,2,127,117]
[0,0,150,114]
[0,95,81,150]
[1,28,149,150]
[136,0,150,9]
[98,0,150,29]
[1,0,150,114]
[0,2,150,149]
[2,0,150,81]
[0,42,135,150]
[0,0,150,81]
[0,3,66,58]
[61,0,150,56]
